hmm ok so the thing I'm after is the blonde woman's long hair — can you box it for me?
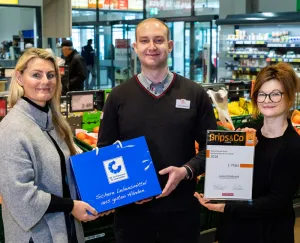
[9,48,77,155]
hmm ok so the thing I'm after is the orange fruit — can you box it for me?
[293,114,300,124]
[76,132,86,140]
[83,139,92,145]
[195,141,199,150]
[223,122,234,131]
[93,126,99,133]
[91,143,97,148]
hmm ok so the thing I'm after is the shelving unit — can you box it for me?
[216,12,300,83]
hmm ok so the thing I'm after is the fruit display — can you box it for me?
[291,110,300,135]
[217,121,234,130]
[195,141,199,154]
[75,130,98,148]
[228,98,253,116]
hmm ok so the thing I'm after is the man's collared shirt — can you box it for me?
[137,71,174,96]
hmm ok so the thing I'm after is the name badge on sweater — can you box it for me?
[176,99,191,109]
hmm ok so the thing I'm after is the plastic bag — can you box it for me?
[207,88,235,130]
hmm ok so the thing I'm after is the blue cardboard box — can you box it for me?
[70,136,162,213]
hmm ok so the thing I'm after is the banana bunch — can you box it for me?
[213,98,253,119]
[228,101,248,116]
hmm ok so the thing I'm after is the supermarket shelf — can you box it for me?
[227,40,300,47]
[226,54,300,63]
[219,78,252,82]
[226,54,268,59]
[227,40,267,45]
[228,66,262,72]
[267,57,300,63]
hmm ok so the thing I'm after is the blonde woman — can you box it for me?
[0,48,99,243]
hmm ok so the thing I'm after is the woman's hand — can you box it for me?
[194,192,225,213]
[236,127,258,145]
[71,200,100,222]
[236,127,256,133]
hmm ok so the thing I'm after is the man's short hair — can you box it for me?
[135,18,170,41]
[61,40,73,48]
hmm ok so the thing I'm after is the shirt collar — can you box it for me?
[141,69,171,87]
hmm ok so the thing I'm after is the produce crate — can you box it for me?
[82,111,101,123]
[231,115,253,128]
[83,214,115,242]
[74,137,94,153]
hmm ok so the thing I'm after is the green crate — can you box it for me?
[82,111,101,123]
[74,137,94,152]
[82,122,100,133]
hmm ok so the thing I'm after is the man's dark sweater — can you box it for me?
[97,73,217,212]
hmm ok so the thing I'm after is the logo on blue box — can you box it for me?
[103,156,129,184]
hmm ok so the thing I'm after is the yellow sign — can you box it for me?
[0,0,18,4]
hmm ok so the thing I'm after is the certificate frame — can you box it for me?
[204,130,255,203]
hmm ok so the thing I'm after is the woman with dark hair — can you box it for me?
[195,62,300,243]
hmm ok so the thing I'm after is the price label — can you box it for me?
[253,55,257,58]
[256,68,261,72]
[233,55,237,58]
[246,68,250,71]
[291,44,296,47]
[260,55,264,58]
[244,55,248,58]
[239,67,243,71]
[271,58,276,62]
[71,93,94,112]
[256,41,265,44]
[236,41,243,44]
[278,58,283,62]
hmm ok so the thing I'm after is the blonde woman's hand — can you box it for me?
[71,200,100,222]
[194,192,225,213]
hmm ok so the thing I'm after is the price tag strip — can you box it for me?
[204,130,255,203]
[69,91,95,113]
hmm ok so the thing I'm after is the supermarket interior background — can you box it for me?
[1,0,300,242]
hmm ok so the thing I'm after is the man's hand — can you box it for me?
[135,197,153,205]
[194,192,225,213]
[156,166,187,198]
[98,209,115,217]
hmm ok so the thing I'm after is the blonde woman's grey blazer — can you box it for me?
[0,99,85,243]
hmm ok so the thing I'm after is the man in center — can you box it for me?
[97,18,217,243]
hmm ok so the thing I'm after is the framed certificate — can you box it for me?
[204,130,255,203]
